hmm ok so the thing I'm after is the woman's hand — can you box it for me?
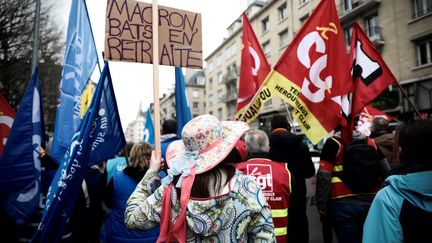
[149,150,162,172]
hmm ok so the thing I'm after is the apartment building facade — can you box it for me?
[204,0,432,129]
[125,104,146,142]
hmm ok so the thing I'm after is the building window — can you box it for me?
[262,16,270,33]
[209,94,213,107]
[365,14,380,39]
[218,72,223,83]
[263,41,271,57]
[197,76,205,85]
[207,61,213,72]
[218,108,223,119]
[343,25,353,48]
[344,0,353,11]
[413,0,432,18]
[209,78,213,88]
[217,54,222,66]
[217,89,224,99]
[417,39,432,65]
[299,14,309,24]
[279,29,289,47]
[192,102,199,110]
[264,99,272,108]
[225,42,237,59]
[299,0,308,5]
[278,3,288,21]
[192,89,199,98]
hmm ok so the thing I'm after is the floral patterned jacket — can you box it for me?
[125,170,276,242]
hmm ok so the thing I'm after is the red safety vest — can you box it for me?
[235,158,291,243]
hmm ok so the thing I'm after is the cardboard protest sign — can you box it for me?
[105,0,202,69]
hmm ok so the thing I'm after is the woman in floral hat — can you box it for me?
[125,114,275,242]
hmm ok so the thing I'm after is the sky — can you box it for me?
[53,0,247,130]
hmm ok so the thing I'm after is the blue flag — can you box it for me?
[175,67,192,137]
[51,0,99,162]
[32,63,125,242]
[0,67,45,225]
[143,109,155,145]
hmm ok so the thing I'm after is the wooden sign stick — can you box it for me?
[152,0,161,156]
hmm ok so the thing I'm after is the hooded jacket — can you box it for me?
[363,170,432,243]
[125,170,275,242]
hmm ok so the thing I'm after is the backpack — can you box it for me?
[341,139,380,193]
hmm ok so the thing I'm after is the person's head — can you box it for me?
[128,142,152,171]
[166,114,249,197]
[120,141,134,157]
[162,119,177,135]
[371,117,390,133]
[395,119,432,165]
[245,129,270,154]
[271,114,291,131]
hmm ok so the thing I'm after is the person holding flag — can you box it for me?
[317,22,398,243]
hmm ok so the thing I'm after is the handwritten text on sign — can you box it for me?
[105,0,202,69]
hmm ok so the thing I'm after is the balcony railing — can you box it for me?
[337,0,381,24]
[222,68,239,84]
[218,93,237,102]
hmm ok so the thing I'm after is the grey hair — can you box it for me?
[245,129,270,153]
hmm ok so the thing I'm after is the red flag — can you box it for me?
[342,23,396,143]
[356,105,393,136]
[350,23,396,118]
[0,96,16,156]
[235,12,271,119]
[238,0,352,144]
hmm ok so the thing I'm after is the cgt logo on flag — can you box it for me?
[247,164,273,192]
[297,23,337,103]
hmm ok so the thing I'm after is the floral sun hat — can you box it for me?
[166,114,250,174]
[158,114,249,243]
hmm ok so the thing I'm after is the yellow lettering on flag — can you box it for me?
[80,82,94,119]
[239,70,328,144]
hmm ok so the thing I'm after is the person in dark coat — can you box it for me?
[268,114,315,243]
[370,117,399,168]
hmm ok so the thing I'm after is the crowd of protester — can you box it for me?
[1,114,431,242]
